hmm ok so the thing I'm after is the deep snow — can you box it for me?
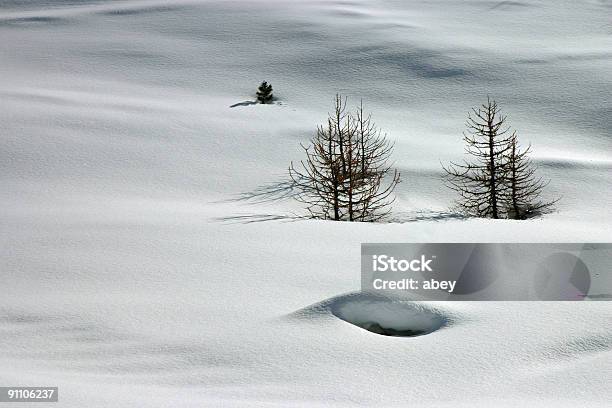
[1,0,611,406]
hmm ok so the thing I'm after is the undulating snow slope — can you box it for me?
[1,0,611,406]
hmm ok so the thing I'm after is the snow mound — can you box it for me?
[292,292,450,337]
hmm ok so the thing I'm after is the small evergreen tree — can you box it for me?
[504,134,557,219]
[256,81,273,104]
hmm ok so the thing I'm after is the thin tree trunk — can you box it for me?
[510,142,520,218]
[488,113,498,219]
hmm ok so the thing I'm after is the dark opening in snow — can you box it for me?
[358,322,429,337]
[330,293,447,337]
[290,292,450,338]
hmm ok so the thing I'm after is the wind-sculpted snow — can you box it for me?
[1,0,611,406]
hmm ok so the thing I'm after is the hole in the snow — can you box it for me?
[331,294,447,337]
[357,322,430,337]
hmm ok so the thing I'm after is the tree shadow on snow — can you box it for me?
[213,179,305,224]
[229,100,257,108]
[221,179,299,205]
[215,180,465,225]
[229,100,283,108]
[214,213,306,224]
[388,210,466,223]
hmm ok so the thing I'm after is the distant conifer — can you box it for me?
[256,81,273,104]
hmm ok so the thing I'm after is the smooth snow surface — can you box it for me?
[1,0,611,406]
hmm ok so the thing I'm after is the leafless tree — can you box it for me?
[442,98,513,219]
[350,101,401,221]
[503,134,558,219]
[289,95,400,221]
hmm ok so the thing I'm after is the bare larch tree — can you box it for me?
[350,100,401,221]
[442,98,513,219]
[289,95,400,221]
[504,134,557,219]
